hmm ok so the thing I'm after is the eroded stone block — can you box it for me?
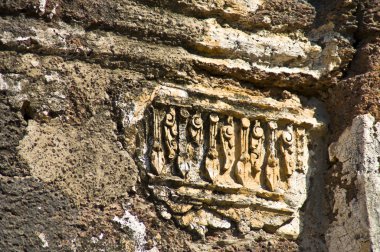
[137,85,327,239]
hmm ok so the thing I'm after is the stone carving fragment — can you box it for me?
[149,104,310,192]
[296,128,307,172]
[178,108,191,178]
[205,113,220,183]
[142,86,324,241]
[163,107,178,161]
[221,116,235,174]
[189,112,203,146]
[236,118,253,187]
[266,121,280,191]
[250,120,265,184]
[280,124,296,177]
[150,107,165,175]
[187,112,204,181]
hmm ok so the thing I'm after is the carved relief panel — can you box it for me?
[139,85,326,240]
[148,108,309,192]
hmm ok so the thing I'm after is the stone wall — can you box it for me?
[328,114,380,252]
[0,0,379,251]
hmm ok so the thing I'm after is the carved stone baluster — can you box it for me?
[250,120,265,184]
[178,108,191,178]
[265,121,280,191]
[295,128,307,172]
[236,118,252,187]
[190,113,203,146]
[164,107,178,167]
[280,124,296,177]
[150,107,165,175]
[205,113,220,183]
[221,116,235,174]
[188,112,203,181]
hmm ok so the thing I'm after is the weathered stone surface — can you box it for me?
[0,0,379,251]
[137,84,327,242]
[327,71,380,140]
[357,0,380,39]
[327,114,380,252]
[0,177,77,251]
[0,1,356,91]
[18,117,138,203]
[0,95,29,176]
[140,0,316,32]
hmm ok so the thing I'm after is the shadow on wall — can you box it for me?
[298,129,329,252]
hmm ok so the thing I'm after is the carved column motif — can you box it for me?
[190,113,203,146]
[266,121,280,191]
[280,124,296,177]
[221,116,235,174]
[164,107,178,162]
[151,107,165,175]
[148,103,312,193]
[178,108,191,178]
[296,128,307,172]
[250,120,265,184]
[143,87,326,241]
[187,112,204,181]
[205,113,220,183]
[236,118,252,187]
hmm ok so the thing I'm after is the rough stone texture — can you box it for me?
[0,1,355,92]
[327,114,380,252]
[137,84,328,243]
[0,0,379,251]
[0,95,29,176]
[19,118,138,203]
[322,3,380,250]
[326,0,380,141]
[0,177,77,251]
[327,71,380,141]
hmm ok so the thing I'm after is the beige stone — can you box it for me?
[141,84,326,239]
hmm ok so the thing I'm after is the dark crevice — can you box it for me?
[340,2,361,80]
[105,86,132,150]
[20,100,34,121]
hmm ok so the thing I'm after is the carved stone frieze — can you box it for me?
[163,107,178,161]
[295,127,307,173]
[140,85,327,240]
[189,112,203,146]
[250,120,265,184]
[178,108,191,178]
[221,116,235,172]
[236,118,253,187]
[205,113,220,183]
[150,107,165,175]
[280,124,296,178]
[148,109,312,191]
[265,121,280,192]
[220,116,235,184]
